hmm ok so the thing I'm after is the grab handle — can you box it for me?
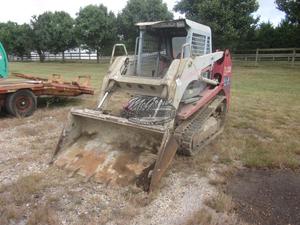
[110,44,128,64]
[180,43,192,60]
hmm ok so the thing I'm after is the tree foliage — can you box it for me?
[13,24,33,59]
[48,12,76,56]
[1,1,300,62]
[31,11,76,61]
[174,0,259,50]
[0,22,16,54]
[276,0,300,24]
[75,4,117,60]
[255,22,278,48]
[274,0,300,48]
[118,0,173,50]
[274,20,300,48]
[237,20,300,49]
[0,22,33,59]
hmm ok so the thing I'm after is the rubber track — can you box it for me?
[175,96,225,156]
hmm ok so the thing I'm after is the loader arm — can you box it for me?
[97,51,223,113]
[171,51,224,109]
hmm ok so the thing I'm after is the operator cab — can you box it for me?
[134,19,212,77]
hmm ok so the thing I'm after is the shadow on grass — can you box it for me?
[37,96,83,109]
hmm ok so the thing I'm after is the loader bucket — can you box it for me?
[51,109,178,191]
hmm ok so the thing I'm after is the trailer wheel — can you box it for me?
[5,90,37,117]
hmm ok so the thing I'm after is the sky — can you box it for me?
[0,0,286,26]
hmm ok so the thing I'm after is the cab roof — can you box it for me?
[135,19,211,35]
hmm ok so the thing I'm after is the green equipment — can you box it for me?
[0,42,8,78]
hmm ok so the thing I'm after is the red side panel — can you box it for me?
[212,49,232,109]
[177,50,232,120]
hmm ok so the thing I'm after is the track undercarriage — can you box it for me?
[175,95,227,156]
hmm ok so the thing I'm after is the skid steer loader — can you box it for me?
[51,19,232,192]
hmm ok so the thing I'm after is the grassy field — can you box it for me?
[227,62,300,169]
[8,61,300,169]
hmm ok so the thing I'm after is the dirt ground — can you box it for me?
[227,169,300,225]
[0,101,240,225]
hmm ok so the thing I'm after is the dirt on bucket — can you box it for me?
[226,169,300,225]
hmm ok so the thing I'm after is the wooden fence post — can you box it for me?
[255,48,259,66]
[292,48,296,66]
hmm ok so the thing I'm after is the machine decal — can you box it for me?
[224,76,231,87]
[224,66,232,75]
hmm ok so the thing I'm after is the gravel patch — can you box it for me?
[0,107,231,225]
[131,172,215,225]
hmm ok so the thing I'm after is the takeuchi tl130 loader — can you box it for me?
[51,19,232,192]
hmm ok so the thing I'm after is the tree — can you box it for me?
[276,0,300,24]
[0,22,33,60]
[75,4,117,62]
[117,0,173,51]
[275,20,300,47]
[31,11,76,62]
[255,22,278,48]
[0,22,16,55]
[275,0,300,48]
[174,0,259,50]
[48,12,76,60]
[12,24,33,60]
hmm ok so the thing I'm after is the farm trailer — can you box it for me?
[0,42,94,117]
